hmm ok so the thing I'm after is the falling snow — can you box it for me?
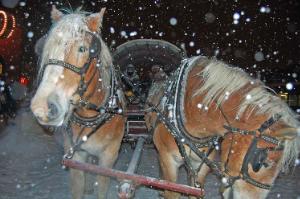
[82,135,88,142]
[189,41,195,47]
[260,6,271,14]
[110,27,115,34]
[1,1,300,197]
[19,2,26,6]
[169,17,177,26]
[254,51,264,62]
[197,104,203,109]
[286,82,293,90]
[204,12,216,23]
[120,30,127,38]
[129,31,138,37]
[27,31,34,38]
[221,177,228,184]
[233,12,240,20]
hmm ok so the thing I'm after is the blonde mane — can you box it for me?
[193,57,299,171]
[38,11,112,90]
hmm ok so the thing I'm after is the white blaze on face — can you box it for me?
[31,14,89,126]
[31,63,66,126]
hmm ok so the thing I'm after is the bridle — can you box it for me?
[41,31,102,95]
[38,30,123,159]
[221,113,284,191]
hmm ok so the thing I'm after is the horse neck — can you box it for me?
[75,60,110,117]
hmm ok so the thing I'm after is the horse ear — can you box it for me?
[87,8,106,32]
[275,127,299,140]
[51,5,64,22]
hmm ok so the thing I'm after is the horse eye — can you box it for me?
[262,162,269,168]
[79,46,87,53]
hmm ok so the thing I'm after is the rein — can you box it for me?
[147,56,285,191]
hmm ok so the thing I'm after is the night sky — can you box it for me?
[1,0,300,88]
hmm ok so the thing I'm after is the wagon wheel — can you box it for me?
[113,39,186,96]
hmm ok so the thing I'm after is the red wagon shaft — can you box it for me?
[62,159,205,198]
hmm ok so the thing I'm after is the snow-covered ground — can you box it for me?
[0,107,299,199]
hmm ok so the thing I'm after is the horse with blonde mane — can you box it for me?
[31,6,126,199]
[146,56,299,199]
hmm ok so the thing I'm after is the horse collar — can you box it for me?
[161,56,217,145]
[63,68,122,159]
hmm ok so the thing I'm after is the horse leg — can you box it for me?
[159,153,181,199]
[69,152,88,199]
[84,155,99,194]
[188,153,215,199]
[196,149,216,183]
[154,124,181,199]
[96,142,120,199]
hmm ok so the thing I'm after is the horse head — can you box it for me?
[144,65,168,131]
[221,125,299,199]
[31,5,111,126]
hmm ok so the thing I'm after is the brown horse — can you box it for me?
[146,56,299,198]
[31,6,126,199]
[145,65,168,133]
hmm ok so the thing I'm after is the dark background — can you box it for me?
[1,0,300,93]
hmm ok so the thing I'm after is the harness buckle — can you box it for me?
[79,99,88,107]
[63,147,74,159]
[167,104,174,120]
[194,181,202,188]
[108,95,118,108]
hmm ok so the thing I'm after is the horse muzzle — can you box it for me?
[31,98,65,126]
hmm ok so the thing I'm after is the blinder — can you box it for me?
[86,31,102,58]
[40,31,101,78]
[222,114,283,190]
[242,138,269,174]
[251,147,268,172]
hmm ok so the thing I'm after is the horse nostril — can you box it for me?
[32,107,45,119]
[47,101,59,118]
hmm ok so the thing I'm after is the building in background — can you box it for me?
[0,8,23,82]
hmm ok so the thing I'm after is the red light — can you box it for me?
[19,76,29,86]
